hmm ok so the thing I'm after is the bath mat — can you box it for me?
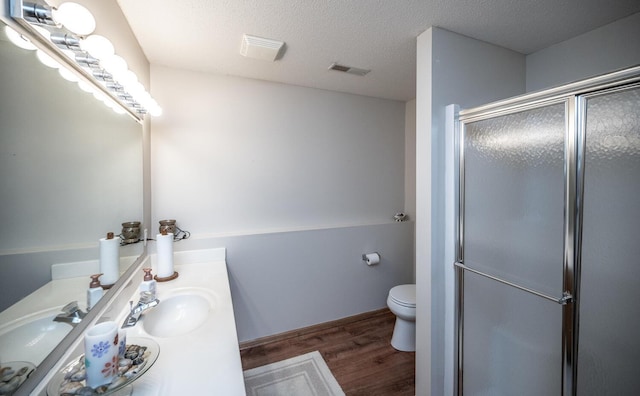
[243,350,345,396]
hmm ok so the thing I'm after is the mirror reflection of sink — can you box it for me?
[0,308,73,366]
[142,289,215,337]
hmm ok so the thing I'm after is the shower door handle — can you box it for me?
[454,262,573,305]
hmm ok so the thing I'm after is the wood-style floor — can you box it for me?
[240,308,415,396]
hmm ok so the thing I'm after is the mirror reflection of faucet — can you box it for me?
[53,301,86,327]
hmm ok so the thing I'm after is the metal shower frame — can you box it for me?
[452,65,640,396]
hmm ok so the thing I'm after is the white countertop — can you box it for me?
[19,248,246,396]
[117,253,246,395]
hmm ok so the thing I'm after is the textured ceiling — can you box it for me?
[116,0,640,101]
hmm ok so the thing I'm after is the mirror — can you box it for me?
[0,18,143,372]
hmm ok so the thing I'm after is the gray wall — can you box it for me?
[417,14,640,396]
[150,65,415,341]
[404,99,417,221]
[526,12,640,92]
[416,27,526,396]
[162,222,414,342]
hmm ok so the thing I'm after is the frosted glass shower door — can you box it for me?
[460,102,567,395]
[577,85,640,395]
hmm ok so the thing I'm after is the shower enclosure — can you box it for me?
[453,66,640,395]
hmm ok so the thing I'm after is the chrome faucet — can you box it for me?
[53,301,86,326]
[121,291,159,328]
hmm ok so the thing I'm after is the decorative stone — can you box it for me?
[118,358,132,368]
[75,386,97,396]
[59,380,84,394]
[0,364,34,395]
[70,369,86,381]
[53,343,152,395]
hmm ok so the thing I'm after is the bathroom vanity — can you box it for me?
[108,248,246,395]
[2,248,246,395]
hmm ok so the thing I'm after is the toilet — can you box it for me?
[387,284,416,352]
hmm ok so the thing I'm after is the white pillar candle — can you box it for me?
[84,321,118,388]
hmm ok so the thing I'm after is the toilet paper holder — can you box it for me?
[362,252,381,266]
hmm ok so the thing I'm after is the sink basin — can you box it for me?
[142,289,215,337]
[0,308,73,366]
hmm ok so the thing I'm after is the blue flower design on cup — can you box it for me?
[91,341,110,358]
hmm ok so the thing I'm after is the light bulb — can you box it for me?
[128,82,146,100]
[118,70,138,88]
[149,105,163,117]
[80,35,114,60]
[58,67,79,82]
[146,98,162,116]
[100,55,127,78]
[137,92,152,108]
[36,50,61,68]
[52,2,96,36]
[5,26,37,50]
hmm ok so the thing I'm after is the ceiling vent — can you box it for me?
[240,34,285,62]
[328,62,370,76]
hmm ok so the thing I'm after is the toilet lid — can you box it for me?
[389,284,416,307]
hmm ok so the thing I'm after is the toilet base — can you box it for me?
[390,317,415,352]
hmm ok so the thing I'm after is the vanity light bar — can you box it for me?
[8,0,162,119]
[21,1,55,27]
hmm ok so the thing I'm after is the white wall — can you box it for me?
[151,65,406,234]
[150,65,414,340]
[526,12,640,92]
[416,27,525,396]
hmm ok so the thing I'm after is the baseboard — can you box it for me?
[239,308,391,351]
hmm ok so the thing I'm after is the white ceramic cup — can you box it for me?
[117,328,127,359]
[84,321,119,388]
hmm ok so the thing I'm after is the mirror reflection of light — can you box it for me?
[5,26,36,50]
[77,80,94,93]
[58,67,79,82]
[112,105,126,115]
[92,90,107,102]
[9,1,162,117]
[36,49,61,68]
[25,331,48,348]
